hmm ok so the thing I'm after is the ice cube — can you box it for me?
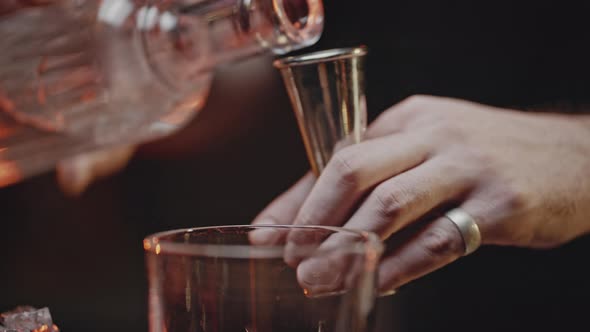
[1,306,58,332]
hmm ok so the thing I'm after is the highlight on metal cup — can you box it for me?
[274,46,368,175]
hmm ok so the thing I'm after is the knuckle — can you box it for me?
[373,95,443,132]
[293,209,316,226]
[441,146,494,180]
[466,149,495,174]
[421,224,463,258]
[501,186,528,213]
[400,95,437,112]
[374,185,408,221]
[395,95,435,121]
[479,177,529,215]
[468,149,494,169]
[326,147,364,189]
[438,156,468,176]
[466,181,530,245]
[452,147,527,216]
[428,119,465,142]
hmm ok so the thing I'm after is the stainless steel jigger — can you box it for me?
[274,47,368,175]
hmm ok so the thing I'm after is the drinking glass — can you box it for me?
[144,225,383,332]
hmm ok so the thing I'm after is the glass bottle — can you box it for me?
[0,0,323,187]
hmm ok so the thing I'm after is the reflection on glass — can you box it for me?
[144,225,383,332]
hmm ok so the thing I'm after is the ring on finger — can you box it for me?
[444,208,481,255]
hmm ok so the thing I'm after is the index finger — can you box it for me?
[249,173,316,245]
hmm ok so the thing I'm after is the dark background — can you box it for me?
[2,0,590,331]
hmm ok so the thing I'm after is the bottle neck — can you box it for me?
[98,0,323,92]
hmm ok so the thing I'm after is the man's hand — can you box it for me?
[252,95,590,293]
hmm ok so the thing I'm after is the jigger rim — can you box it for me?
[273,46,368,68]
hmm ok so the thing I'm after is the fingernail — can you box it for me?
[297,256,344,297]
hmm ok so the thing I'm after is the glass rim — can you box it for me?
[143,224,383,259]
[273,46,368,68]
